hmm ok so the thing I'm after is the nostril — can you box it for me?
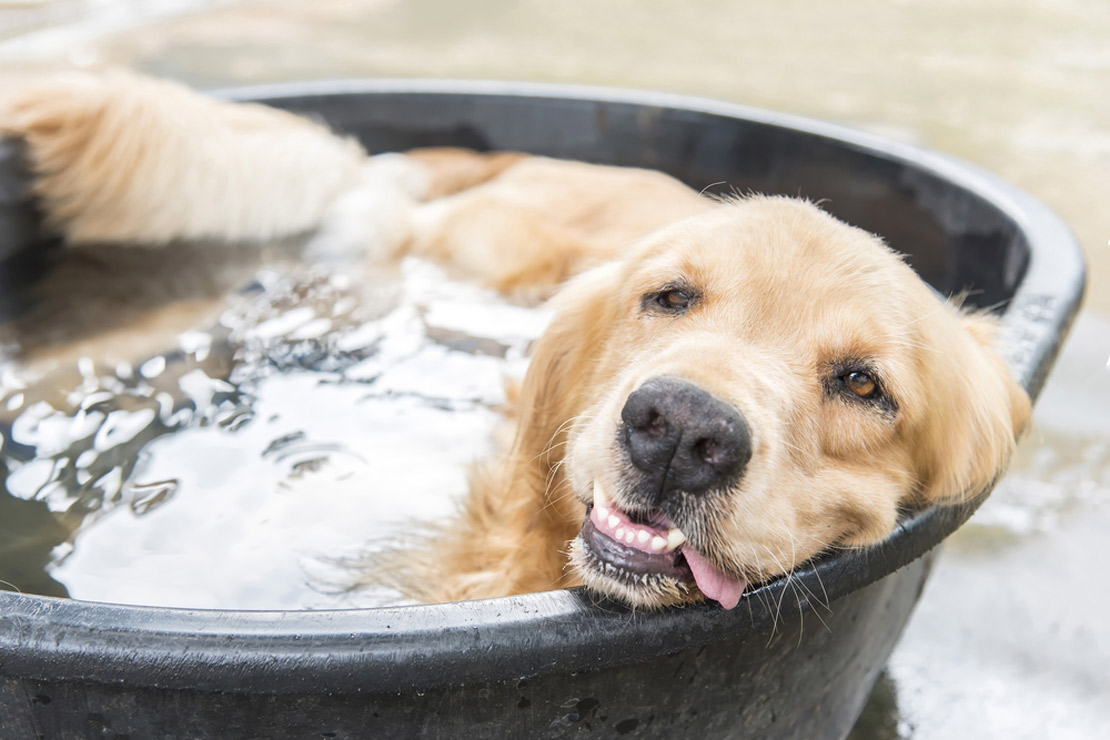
[644,410,668,438]
[693,437,719,466]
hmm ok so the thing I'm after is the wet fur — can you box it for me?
[0,72,1031,608]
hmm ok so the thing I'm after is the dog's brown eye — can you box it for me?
[655,289,691,311]
[827,362,896,416]
[642,283,699,315]
[843,371,877,398]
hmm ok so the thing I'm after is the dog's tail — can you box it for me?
[0,71,368,245]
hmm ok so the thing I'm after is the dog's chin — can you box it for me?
[568,532,700,610]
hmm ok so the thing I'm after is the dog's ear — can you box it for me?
[511,261,625,466]
[912,310,1032,504]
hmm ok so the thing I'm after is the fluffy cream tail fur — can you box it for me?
[0,71,368,245]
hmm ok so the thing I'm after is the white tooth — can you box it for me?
[637,530,651,545]
[592,480,610,508]
[651,536,667,551]
[615,527,626,540]
[608,515,620,529]
[596,505,610,520]
[666,528,687,550]
[625,531,636,544]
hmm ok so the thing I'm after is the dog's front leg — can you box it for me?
[363,446,584,604]
[442,454,585,602]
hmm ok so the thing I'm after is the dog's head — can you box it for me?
[519,196,1030,609]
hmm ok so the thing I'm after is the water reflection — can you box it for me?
[0,245,547,609]
[0,459,70,598]
[847,672,910,740]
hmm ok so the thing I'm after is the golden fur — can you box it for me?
[0,72,1031,609]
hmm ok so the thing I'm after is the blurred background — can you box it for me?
[1,1,1107,737]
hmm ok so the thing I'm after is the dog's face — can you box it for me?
[520,197,1030,609]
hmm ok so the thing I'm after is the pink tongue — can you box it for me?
[682,547,747,609]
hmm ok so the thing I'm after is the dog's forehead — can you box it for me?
[619,197,953,374]
[637,199,914,309]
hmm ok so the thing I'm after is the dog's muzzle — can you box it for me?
[574,376,753,609]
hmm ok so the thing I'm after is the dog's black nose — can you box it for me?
[620,376,752,499]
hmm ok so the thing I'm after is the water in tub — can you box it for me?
[0,241,548,609]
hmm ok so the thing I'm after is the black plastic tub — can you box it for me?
[0,81,1085,739]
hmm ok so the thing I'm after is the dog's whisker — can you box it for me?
[756,587,780,645]
[547,413,594,439]
[762,545,796,639]
[781,578,805,648]
[541,481,578,511]
[533,415,594,464]
[778,528,834,617]
[758,529,828,633]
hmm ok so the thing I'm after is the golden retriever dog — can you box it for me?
[0,72,1031,609]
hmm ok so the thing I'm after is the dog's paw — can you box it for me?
[2,71,366,245]
[1,71,102,137]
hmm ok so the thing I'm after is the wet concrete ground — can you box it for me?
[1,1,1108,737]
